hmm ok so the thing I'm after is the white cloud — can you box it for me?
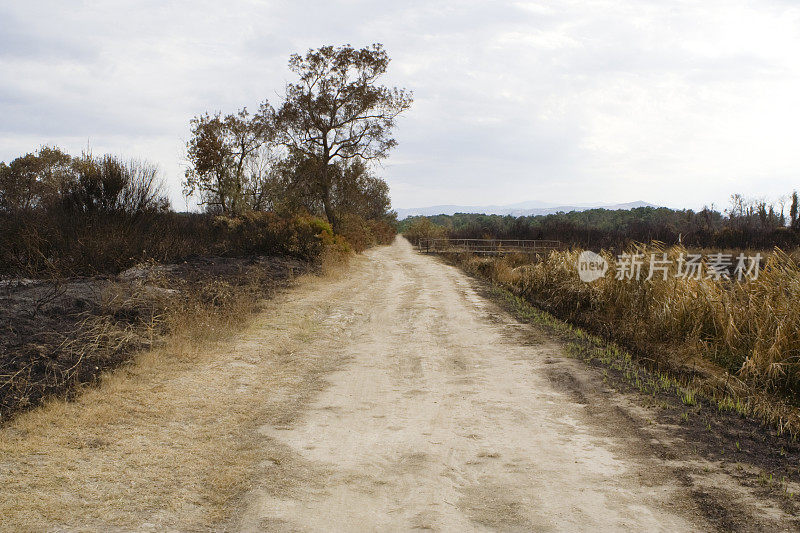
[2,0,800,211]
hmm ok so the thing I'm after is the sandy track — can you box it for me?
[3,237,795,531]
[234,238,707,531]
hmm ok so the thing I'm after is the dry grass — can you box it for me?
[0,252,352,531]
[455,245,800,433]
[0,285,160,420]
[0,253,313,421]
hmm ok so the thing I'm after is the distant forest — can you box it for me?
[400,194,800,250]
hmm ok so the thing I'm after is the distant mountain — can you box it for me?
[394,201,658,220]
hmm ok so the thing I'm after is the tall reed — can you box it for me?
[459,245,800,399]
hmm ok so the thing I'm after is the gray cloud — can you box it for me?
[0,6,97,62]
[2,0,800,211]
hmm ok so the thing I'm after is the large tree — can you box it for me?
[277,43,412,229]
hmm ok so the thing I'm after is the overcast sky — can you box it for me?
[2,0,800,211]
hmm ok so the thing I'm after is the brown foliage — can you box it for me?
[402,217,447,245]
[0,210,341,277]
[336,214,396,252]
[456,245,800,405]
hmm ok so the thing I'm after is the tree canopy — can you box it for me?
[182,44,411,229]
[183,103,276,215]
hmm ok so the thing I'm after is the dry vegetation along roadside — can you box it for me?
[447,247,800,434]
[441,251,800,518]
[0,254,311,423]
[0,250,355,531]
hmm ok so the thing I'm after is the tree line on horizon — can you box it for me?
[401,193,800,251]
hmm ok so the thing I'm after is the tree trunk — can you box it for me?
[321,146,337,231]
[321,166,337,231]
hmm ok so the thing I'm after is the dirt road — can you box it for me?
[2,237,795,531]
[235,238,709,531]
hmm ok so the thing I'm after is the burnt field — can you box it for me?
[0,255,309,423]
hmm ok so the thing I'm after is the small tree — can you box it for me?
[403,217,446,245]
[0,147,74,212]
[790,191,799,229]
[65,154,168,215]
[331,160,392,221]
[184,103,276,214]
[269,155,393,224]
[277,43,412,229]
[0,154,40,211]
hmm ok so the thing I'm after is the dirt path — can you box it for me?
[2,237,796,531]
[233,238,709,531]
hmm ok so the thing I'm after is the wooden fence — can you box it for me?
[417,238,562,256]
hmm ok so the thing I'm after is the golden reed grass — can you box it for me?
[459,245,800,411]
